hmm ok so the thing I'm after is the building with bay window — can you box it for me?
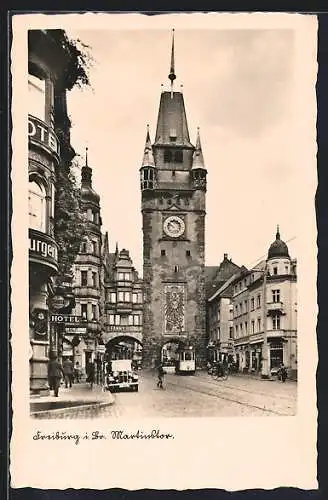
[28,30,75,394]
[231,227,297,378]
[102,246,143,362]
[68,153,103,375]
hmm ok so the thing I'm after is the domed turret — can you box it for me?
[81,148,100,205]
[268,226,290,259]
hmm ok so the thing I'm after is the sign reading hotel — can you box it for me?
[50,315,82,324]
[28,114,59,155]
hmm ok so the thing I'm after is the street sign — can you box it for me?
[50,314,82,324]
[65,327,87,334]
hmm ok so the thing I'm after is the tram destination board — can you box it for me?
[50,314,82,324]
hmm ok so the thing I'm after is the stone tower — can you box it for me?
[140,30,207,368]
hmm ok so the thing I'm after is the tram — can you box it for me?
[175,346,196,375]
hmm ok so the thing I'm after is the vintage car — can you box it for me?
[104,359,139,392]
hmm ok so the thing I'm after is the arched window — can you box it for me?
[28,73,46,121]
[29,180,46,232]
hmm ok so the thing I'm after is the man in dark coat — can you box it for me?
[48,354,65,397]
[63,357,74,388]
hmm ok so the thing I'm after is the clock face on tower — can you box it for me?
[163,215,185,238]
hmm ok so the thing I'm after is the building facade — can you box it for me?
[68,153,103,375]
[28,30,75,394]
[232,228,297,377]
[141,32,207,368]
[102,245,143,360]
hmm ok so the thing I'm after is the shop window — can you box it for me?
[28,72,46,121]
[28,180,46,232]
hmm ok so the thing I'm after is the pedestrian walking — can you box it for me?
[278,363,287,383]
[157,362,165,389]
[86,361,95,389]
[74,361,81,383]
[47,353,65,397]
[62,357,74,388]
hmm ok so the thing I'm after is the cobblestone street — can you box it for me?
[37,371,297,419]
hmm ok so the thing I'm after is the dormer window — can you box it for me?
[169,129,177,142]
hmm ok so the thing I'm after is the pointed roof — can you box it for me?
[141,125,155,167]
[154,91,193,147]
[192,128,206,169]
[153,31,193,148]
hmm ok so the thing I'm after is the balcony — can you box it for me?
[116,301,133,313]
[73,286,100,299]
[266,329,286,339]
[266,302,285,314]
[28,114,60,160]
[75,254,101,265]
[29,228,58,275]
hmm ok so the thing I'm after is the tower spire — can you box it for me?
[192,127,205,169]
[85,146,89,167]
[276,225,280,240]
[141,124,155,167]
[168,29,176,96]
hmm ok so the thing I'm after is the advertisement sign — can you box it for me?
[29,229,58,272]
[50,314,82,324]
[65,327,87,334]
[28,114,59,155]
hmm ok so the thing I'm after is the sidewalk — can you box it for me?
[30,382,115,419]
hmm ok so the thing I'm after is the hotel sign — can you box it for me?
[29,229,58,272]
[50,315,82,324]
[28,114,59,155]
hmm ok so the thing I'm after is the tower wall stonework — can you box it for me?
[142,188,207,368]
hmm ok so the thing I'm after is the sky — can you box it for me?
[64,24,316,275]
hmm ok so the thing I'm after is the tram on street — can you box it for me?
[175,346,196,375]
